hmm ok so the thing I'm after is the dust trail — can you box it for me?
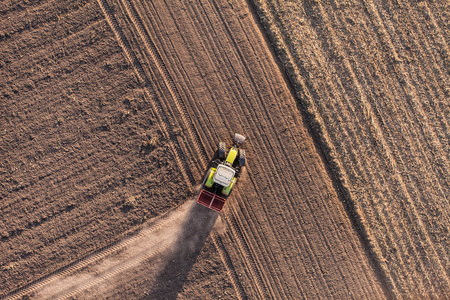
[6,200,218,299]
[149,200,219,299]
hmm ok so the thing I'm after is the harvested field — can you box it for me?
[2,0,446,299]
[251,0,450,297]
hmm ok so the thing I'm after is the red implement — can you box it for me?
[196,189,226,212]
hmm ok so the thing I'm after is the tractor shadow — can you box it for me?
[145,148,225,299]
[146,197,219,299]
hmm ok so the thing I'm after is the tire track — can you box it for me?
[172,3,302,296]
[96,0,195,190]
[165,3,302,296]
[221,210,269,300]
[140,0,383,297]
[4,0,391,298]
[99,1,247,298]
[191,4,312,297]
[39,240,175,300]
[146,2,292,295]
[138,0,296,297]
[119,0,208,170]
[211,233,247,300]
[208,1,376,296]
[2,201,193,300]
[113,1,248,298]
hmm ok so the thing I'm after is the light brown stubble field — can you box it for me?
[252,0,450,297]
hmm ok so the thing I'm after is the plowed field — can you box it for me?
[1,0,447,299]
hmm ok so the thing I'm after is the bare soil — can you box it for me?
[0,0,193,296]
[2,0,444,299]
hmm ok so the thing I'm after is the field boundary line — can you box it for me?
[243,0,397,298]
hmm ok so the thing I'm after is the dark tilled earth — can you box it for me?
[0,1,195,295]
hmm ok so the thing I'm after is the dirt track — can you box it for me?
[1,0,447,299]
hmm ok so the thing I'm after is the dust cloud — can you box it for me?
[29,199,220,299]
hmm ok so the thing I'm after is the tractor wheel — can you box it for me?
[239,149,246,167]
[219,142,226,160]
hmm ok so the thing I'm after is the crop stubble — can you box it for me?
[251,0,450,297]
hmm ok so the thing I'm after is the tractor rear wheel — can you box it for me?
[239,149,246,167]
[219,142,226,160]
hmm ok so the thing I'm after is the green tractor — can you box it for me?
[197,134,246,211]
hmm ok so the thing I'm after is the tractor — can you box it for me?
[196,134,246,211]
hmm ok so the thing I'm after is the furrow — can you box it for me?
[211,233,247,300]
[360,0,450,286]
[222,211,269,299]
[120,0,207,170]
[228,4,379,294]
[330,0,450,275]
[148,1,300,296]
[96,0,195,190]
[221,2,384,298]
[100,1,262,298]
[314,6,428,296]
[187,3,316,296]
[377,0,450,170]
[308,0,450,294]
[254,1,393,297]
[138,0,219,158]
[251,0,448,296]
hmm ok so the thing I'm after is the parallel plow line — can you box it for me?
[118,0,208,170]
[211,232,247,300]
[97,0,196,190]
[113,0,249,298]
[209,0,379,297]
[4,0,392,298]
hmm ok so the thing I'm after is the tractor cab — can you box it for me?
[213,165,235,187]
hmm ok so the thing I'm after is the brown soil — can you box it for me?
[2,0,444,299]
[0,0,190,296]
